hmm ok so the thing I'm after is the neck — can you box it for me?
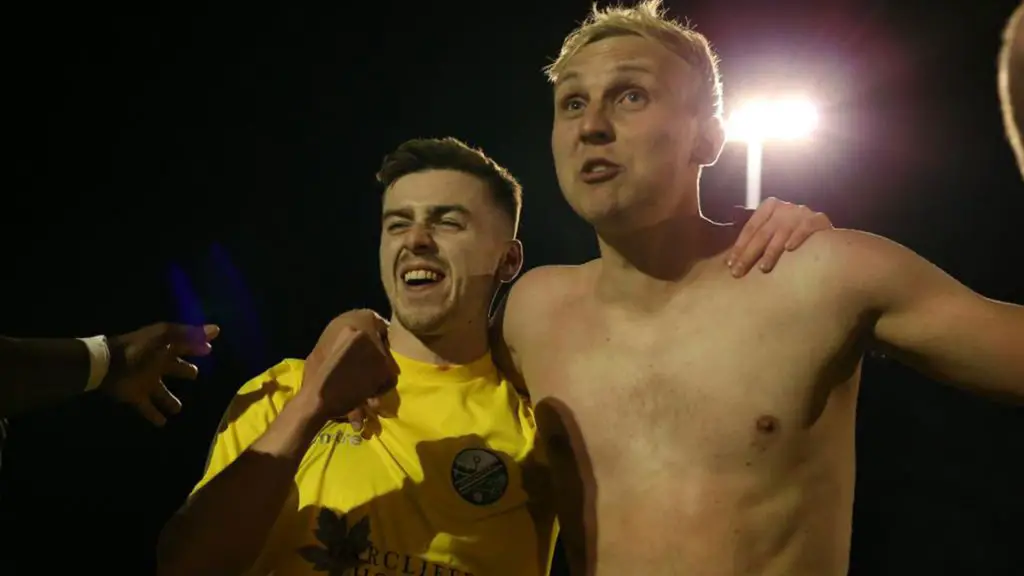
[387,313,490,366]
[594,198,730,308]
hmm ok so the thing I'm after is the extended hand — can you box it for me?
[726,197,833,277]
[101,322,220,426]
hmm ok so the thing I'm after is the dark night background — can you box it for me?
[1,0,1022,573]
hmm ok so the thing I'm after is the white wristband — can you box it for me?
[79,335,111,392]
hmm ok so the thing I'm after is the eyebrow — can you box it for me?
[556,62,656,88]
[381,204,471,221]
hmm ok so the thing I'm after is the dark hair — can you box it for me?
[376,137,522,236]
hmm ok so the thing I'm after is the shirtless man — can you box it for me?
[157,136,828,576]
[496,1,1024,574]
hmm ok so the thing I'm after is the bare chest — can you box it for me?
[522,284,858,473]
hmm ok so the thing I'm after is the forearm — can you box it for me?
[157,396,328,576]
[0,335,100,417]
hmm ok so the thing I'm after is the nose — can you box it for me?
[402,223,437,255]
[579,103,615,146]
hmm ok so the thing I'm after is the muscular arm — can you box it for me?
[0,335,92,417]
[157,370,327,576]
[830,230,1024,400]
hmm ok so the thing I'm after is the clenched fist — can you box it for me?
[297,309,400,422]
[101,322,220,426]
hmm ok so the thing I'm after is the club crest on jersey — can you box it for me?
[450,448,508,506]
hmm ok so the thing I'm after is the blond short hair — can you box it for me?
[544,0,723,118]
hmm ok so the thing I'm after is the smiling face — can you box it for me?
[550,34,724,231]
[379,169,520,336]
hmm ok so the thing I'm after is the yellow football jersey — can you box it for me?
[193,352,557,576]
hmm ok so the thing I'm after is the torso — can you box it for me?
[244,358,556,576]
[509,248,867,576]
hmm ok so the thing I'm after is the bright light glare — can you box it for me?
[726,98,819,143]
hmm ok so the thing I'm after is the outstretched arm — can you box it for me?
[1,322,217,425]
[835,230,1024,399]
[0,335,93,416]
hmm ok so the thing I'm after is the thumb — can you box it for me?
[372,317,401,378]
[346,407,366,431]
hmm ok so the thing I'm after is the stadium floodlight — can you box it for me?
[725,97,819,208]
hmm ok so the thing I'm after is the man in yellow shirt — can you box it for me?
[156,136,830,576]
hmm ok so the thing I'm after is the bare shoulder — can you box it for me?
[773,228,946,311]
[502,262,595,348]
[507,262,595,316]
[509,263,592,305]
[776,228,914,279]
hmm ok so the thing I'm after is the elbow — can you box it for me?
[155,516,251,576]
[155,545,224,576]
[154,521,188,576]
[155,517,216,576]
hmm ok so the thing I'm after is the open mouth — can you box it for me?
[580,159,622,183]
[401,268,447,290]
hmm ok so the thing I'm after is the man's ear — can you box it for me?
[497,239,524,284]
[692,115,726,166]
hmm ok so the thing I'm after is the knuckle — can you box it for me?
[334,315,360,331]
[347,325,372,342]
[356,308,379,323]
